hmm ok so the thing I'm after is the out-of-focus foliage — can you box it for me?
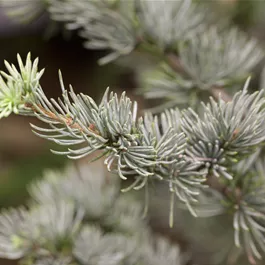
[0,162,184,265]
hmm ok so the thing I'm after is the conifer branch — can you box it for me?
[1,1,265,263]
[166,53,232,102]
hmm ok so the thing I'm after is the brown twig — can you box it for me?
[211,85,232,102]
[205,174,242,203]
[25,102,100,135]
[166,53,188,77]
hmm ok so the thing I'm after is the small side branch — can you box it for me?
[166,53,232,102]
